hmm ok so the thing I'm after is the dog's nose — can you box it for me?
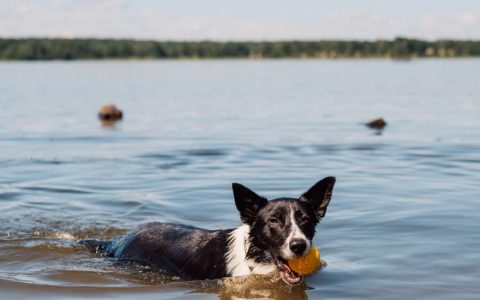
[289,239,307,255]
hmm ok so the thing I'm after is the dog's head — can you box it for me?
[232,177,336,285]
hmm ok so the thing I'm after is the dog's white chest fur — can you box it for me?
[225,224,276,276]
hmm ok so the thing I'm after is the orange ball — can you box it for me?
[288,246,321,275]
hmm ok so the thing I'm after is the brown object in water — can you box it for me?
[98,104,123,121]
[366,118,387,129]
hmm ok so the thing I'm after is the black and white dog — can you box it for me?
[82,177,336,285]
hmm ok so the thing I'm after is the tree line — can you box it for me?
[1,37,479,60]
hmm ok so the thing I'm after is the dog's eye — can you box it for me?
[299,216,310,224]
[268,217,279,224]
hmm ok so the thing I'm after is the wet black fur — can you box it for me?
[82,223,232,279]
[81,177,335,281]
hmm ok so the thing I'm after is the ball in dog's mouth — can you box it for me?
[276,258,303,285]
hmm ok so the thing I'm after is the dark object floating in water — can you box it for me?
[98,104,123,121]
[98,104,123,127]
[366,118,387,129]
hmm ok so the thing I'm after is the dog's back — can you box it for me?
[82,222,232,280]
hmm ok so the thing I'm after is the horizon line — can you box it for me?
[2,36,480,43]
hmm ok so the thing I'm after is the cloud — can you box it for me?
[12,3,39,13]
[92,0,127,12]
[456,12,476,25]
[420,12,442,32]
[416,11,479,39]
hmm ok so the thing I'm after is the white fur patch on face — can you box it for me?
[226,224,253,277]
[280,205,311,259]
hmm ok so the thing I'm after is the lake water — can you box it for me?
[0,59,479,300]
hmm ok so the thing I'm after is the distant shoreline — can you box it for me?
[1,37,479,60]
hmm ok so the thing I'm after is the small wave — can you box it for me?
[185,148,229,157]
[21,186,92,195]
[348,143,386,151]
[156,161,190,170]
[51,232,76,239]
[0,192,22,200]
[137,153,177,160]
[30,159,65,165]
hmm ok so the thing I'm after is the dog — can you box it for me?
[81,176,335,285]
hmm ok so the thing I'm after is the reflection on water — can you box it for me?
[0,59,480,299]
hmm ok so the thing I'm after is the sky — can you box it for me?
[1,0,479,40]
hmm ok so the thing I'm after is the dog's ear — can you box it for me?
[232,183,268,224]
[299,177,336,219]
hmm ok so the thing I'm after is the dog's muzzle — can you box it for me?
[275,257,304,285]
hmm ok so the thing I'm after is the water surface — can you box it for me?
[0,59,479,299]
